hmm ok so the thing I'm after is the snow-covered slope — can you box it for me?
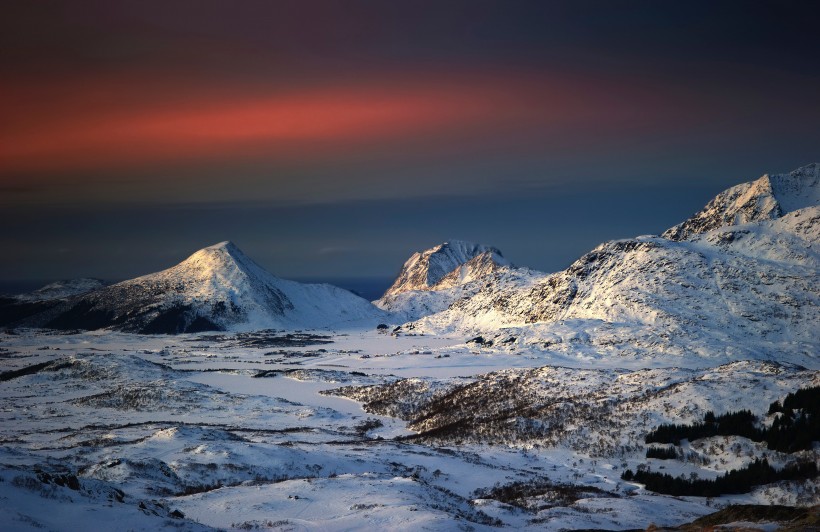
[13,278,106,302]
[22,241,387,333]
[408,165,820,364]
[375,240,540,321]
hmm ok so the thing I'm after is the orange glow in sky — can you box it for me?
[0,80,530,174]
[0,69,691,179]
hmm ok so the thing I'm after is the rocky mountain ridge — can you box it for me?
[401,164,819,365]
[374,240,530,321]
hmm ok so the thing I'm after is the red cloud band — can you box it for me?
[0,80,519,174]
[0,71,699,177]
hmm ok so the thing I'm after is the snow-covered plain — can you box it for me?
[0,327,817,531]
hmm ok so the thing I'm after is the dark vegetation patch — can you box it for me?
[325,378,446,421]
[766,385,820,453]
[630,385,820,496]
[136,305,222,334]
[0,297,59,326]
[646,385,820,453]
[399,378,594,446]
[72,382,218,411]
[263,350,323,360]
[354,418,384,435]
[44,300,125,331]
[232,520,293,530]
[646,410,760,445]
[467,336,492,347]
[36,298,223,334]
[473,479,612,513]
[0,359,72,382]
[622,458,817,497]
[36,471,81,491]
[254,368,377,385]
[186,330,332,347]
[253,370,280,378]
[645,446,678,460]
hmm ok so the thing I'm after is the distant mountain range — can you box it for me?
[1,164,818,361]
[11,278,106,302]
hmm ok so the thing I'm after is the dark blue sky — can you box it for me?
[1,1,819,282]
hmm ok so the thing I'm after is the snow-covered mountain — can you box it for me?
[382,240,510,296]
[406,164,820,364]
[13,278,106,302]
[663,162,820,240]
[14,241,387,333]
[374,240,538,321]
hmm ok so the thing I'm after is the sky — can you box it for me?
[2,0,819,288]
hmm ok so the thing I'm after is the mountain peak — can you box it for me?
[17,240,385,333]
[179,241,256,277]
[204,240,238,252]
[663,164,819,241]
[193,241,243,260]
[380,240,509,299]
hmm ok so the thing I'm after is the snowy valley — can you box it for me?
[0,164,818,531]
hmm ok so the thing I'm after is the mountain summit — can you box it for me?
[381,240,509,299]
[9,241,386,333]
[375,240,532,321]
[664,163,820,241]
